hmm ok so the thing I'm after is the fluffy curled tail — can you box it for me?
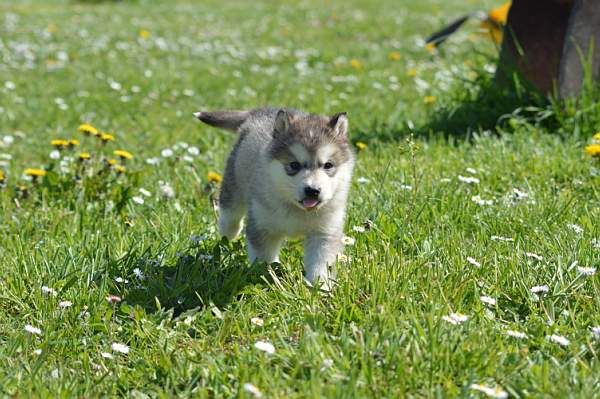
[194,110,249,132]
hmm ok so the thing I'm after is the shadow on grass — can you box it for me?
[415,76,545,139]
[354,72,547,143]
[122,238,273,316]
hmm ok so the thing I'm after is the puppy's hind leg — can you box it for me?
[218,153,245,240]
[219,206,245,240]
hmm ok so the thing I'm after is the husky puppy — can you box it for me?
[194,108,355,289]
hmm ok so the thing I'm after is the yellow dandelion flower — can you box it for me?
[355,141,367,151]
[593,132,600,142]
[114,150,133,160]
[68,139,80,147]
[388,51,401,61]
[100,133,115,142]
[115,165,126,174]
[78,123,99,136]
[488,2,510,26]
[424,95,437,105]
[349,59,363,70]
[584,144,600,157]
[139,29,150,39]
[78,152,91,161]
[24,168,47,177]
[51,139,69,148]
[0,170,5,182]
[406,68,417,77]
[106,159,118,166]
[207,171,222,184]
[425,42,437,54]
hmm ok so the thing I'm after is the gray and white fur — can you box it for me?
[194,107,355,289]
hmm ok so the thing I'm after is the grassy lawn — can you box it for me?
[1,0,599,397]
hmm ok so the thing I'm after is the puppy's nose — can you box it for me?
[304,186,321,199]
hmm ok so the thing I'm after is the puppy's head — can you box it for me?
[267,109,354,211]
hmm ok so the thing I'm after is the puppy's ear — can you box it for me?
[329,112,348,137]
[273,109,290,137]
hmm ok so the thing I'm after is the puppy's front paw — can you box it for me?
[304,274,336,292]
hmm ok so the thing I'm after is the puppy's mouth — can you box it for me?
[300,198,320,210]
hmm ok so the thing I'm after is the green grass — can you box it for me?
[1,0,599,397]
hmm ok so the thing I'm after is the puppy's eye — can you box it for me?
[323,162,334,170]
[286,161,301,175]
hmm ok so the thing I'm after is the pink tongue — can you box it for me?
[302,198,319,208]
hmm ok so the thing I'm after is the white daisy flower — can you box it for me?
[109,81,122,91]
[480,296,496,306]
[133,267,145,279]
[25,324,42,335]
[465,167,477,174]
[567,223,583,234]
[341,236,356,246]
[511,188,529,200]
[254,340,275,355]
[188,146,200,156]
[106,295,122,303]
[336,254,349,263]
[470,383,508,399]
[471,195,493,206]
[41,286,57,296]
[530,285,549,294]
[49,150,61,160]
[33,349,42,355]
[548,334,570,346]
[591,327,600,339]
[442,313,469,325]
[158,181,175,199]
[58,300,72,308]
[101,352,114,359]
[491,235,514,242]
[356,176,370,184]
[352,225,366,233]
[250,317,264,327]
[320,358,334,372]
[525,252,543,261]
[243,383,263,398]
[211,306,223,320]
[111,342,130,354]
[506,330,527,339]
[577,266,596,276]
[161,148,174,158]
[146,157,160,165]
[467,257,481,267]
[132,196,144,205]
[139,188,151,197]
[457,175,480,184]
